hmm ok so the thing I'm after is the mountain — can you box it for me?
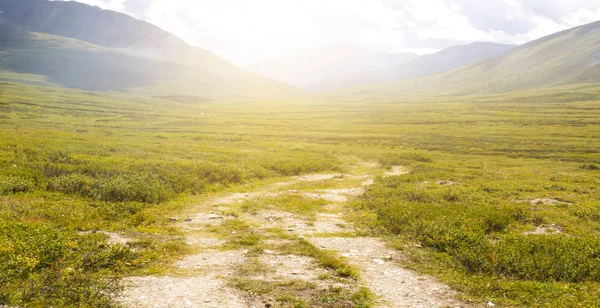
[334,20,600,97]
[311,42,516,92]
[246,43,417,89]
[0,0,298,99]
[0,14,26,44]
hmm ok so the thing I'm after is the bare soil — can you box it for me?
[119,276,247,308]
[78,231,131,246]
[524,224,564,235]
[310,237,466,308]
[118,166,467,307]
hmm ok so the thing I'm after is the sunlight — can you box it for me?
[2,0,600,306]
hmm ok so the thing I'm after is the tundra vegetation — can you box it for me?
[0,81,599,307]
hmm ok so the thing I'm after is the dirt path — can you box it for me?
[310,237,463,308]
[117,163,467,307]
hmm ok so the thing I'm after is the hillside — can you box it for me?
[312,42,515,92]
[246,43,416,88]
[2,1,600,307]
[0,0,298,99]
[335,20,600,97]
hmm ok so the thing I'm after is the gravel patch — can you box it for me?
[184,237,227,247]
[384,166,409,176]
[175,250,246,270]
[530,198,573,206]
[247,210,310,231]
[437,180,457,186]
[296,174,339,182]
[247,210,348,235]
[309,237,466,308]
[258,254,325,281]
[181,212,226,227]
[359,162,380,168]
[313,213,349,234]
[118,276,247,308]
[524,224,564,235]
[78,231,131,246]
[211,192,281,206]
[303,192,349,202]
[362,178,375,186]
[302,187,365,203]
[274,174,340,186]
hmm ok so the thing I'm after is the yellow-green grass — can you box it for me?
[0,81,599,306]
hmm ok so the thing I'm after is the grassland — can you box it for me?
[1,80,599,307]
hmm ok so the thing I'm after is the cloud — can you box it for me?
[561,7,600,26]
[448,0,535,34]
[59,0,600,64]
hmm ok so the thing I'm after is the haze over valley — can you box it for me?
[1,1,600,307]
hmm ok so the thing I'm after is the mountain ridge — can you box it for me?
[246,43,417,88]
[310,42,516,92]
[0,0,300,99]
[1,0,182,50]
[333,20,600,97]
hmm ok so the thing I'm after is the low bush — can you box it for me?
[0,222,138,306]
[359,162,600,285]
[0,175,35,195]
[378,151,433,167]
[493,236,600,282]
[91,175,172,204]
[47,173,172,204]
[47,173,94,195]
[580,163,600,170]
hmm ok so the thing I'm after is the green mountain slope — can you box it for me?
[0,0,299,99]
[334,21,600,97]
[0,0,178,49]
[312,42,515,92]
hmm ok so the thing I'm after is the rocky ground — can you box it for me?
[117,162,468,307]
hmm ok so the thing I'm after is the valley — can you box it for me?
[1,82,599,307]
[1,1,600,307]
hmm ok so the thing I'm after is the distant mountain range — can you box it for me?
[334,20,600,97]
[310,42,516,92]
[246,43,417,89]
[0,0,298,99]
[1,0,599,99]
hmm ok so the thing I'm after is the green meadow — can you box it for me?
[1,81,599,307]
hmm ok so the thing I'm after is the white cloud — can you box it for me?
[561,7,600,27]
[60,0,600,64]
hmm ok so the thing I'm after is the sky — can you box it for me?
[60,0,600,65]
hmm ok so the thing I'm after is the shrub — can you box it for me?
[0,222,137,306]
[481,207,521,233]
[580,163,600,170]
[103,202,149,220]
[91,175,172,204]
[493,236,600,282]
[415,217,487,254]
[48,173,173,204]
[47,173,93,195]
[379,151,433,167]
[572,202,600,221]
[358,162,600,284]
[0,175,35,195]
